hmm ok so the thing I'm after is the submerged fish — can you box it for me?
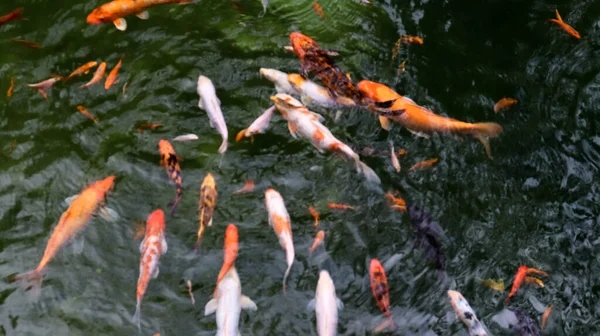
[307,270,343,336]
[77,105,99,124]
[265,188,295,293]
[232,180,255,194]
[87,0,192,31]
[408,158,438,171]
[493,97,518,113]
[158,139,183,215]
[196,173,217,249]
[12,39,43,49]
[81,62,107,88]
[236,106,275,142]
[509,309,541,336]
[406,205,445,277]
[0,8,26,27]
[310,230,325,254]
[370,259,394,332]
[197,75,228,154]
[7,77,14,97]
[172,133,199,142]
[401,36,424,45]
[105,56,124,90]
[447,290,488,336]
[389,142,400,173]
[505,265,549,305]
[548,9,580,39]
[308,206,320,228]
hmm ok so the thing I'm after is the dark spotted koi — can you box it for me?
[158,139,183,215]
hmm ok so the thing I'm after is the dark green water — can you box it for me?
[1,0,599,335]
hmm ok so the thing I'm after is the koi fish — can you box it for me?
[447,290,488,336]
[548,9,580,39]
[310,230,325,254]
[0,8,26,26]
[396,148,407,156]
[105,56,123,90]
[186,279,195,305]
[65,61,98,82]
[312,2,325,19]
[270,94,381,184]
[327,202,355,210]
[236,106,275,142]
[358,80,503,160]
[508,309,541,336]
[409,158,438,171]
[12,39,43,49]
[173,133,199,142]
[505,265,549,305]
[384,192,406,212]
[407,205,445,277]
[197,75,228,154]
[158,139,183,215]
[77,105,99,124]
[27,77,60,101]
[132,209,167,330]
[307,270,343,336]
[287,74,356,109]
[525,276,544,288]
[401,36,424,45]
[140,123,162,130]
[81,62,107,89]
[308,206,319,228]
[265,188,295,293]
[260,68,298,95]
[260,0,269,15]
[7,77,14,97]
[197,173,217,249]
[379,115,391,131]
[232,180,255,194]
[13,176,116,295]
[289,32,362,102]
[87,0,192,31]
[370,259,394,332]
[389,142,400,172]
[481,278,505,291]
[204,266,257,335]
[391,39,401,61]
[397,60,406,74]
[541,305,552,329]
[214,224,239,295]
[493,97,518,113]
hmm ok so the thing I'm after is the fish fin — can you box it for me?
[373,99,398,109]
[357,161,381,184]
[136,11,149,19]
[204,298,218,315]
[161,237,168,254]
[12,269,43,297]
[307,299,316,311]
[377,108,405,117]
[474,133,492,160]
[407,128,430,138]
[300,94,313,107]
[218,139,228,154]
[378,116,391,131]
[132,301,141,330]
[64,194,78,206]
[139,238,146,253]
[403,96,416,104]
[98,207,119,222]
[555,9,562,22]
[72,236,84,254]
[337,298,344,310]
[288,122,298,139]
[236,129,248,142]
[311,112,325,122]
[282,259,293,294]
[326,50,340,57]
[208,218,213,227]
[198,97,205,110]
[152,267,159,279]
[240,295,258,310]
[113,18,127,31]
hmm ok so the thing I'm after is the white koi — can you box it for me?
[204,266,257,336]
[264,188,295,293]
[236,105,276,142]
[173,133,199,142]
[259,68,298,95]
[197,75,228,154]
[447,290,488,336]
[307,270,344,336]
[287,74,355,109]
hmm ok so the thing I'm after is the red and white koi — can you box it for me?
[447,290,488,336]
[307,270,344,336]
[197,75,228,154]
[132,209,167,330]
[265,188,295,293]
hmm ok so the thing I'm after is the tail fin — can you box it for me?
[168,195,181,216]
[547,9,562,24]
[12,269,43,296]
[282,262,292,294]
[132,301,141,330]
[473,122,503,160]
[356,161,381,184]
[218,139,228,154]
[282,245,295,294]
[235,129,248,142]
[194,225,205,250]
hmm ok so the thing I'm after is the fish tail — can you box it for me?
[168,191,182,216]
[357,161,381,184]
[282,262,292,294]
[218,139,228,154]
[194,225,205,250]
[473,123,502,160]
[11,269,43,297]
[235,129,248,142]
[132,300,141,330]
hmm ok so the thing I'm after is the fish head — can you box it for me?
[264,187,282,206]
[158,139,175,156]
[317,270,334,292]
[270,93,304,109]
[93,175,116,195]
[289,32,318,59]
[86,7,115,24]
[369,259,385,279]
[357,80,400,103]
[447,290,464,307]
[147,209,166,235]
[203,173,216,186]
[196,75,214,95]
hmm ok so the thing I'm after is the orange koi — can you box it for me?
[401,36,423,45]
[214,224,239,295]
[132,209,167,330]
[541,305,552,329]
[232,179,255,194]
[370,259,394,331]
[11,39,43,49]
[7,77,14,97]
[105,56,123,90]
[12,176,116,295]
[81,62,107,89]
[0,8,26,26]
[197,173,217,249]
[505,265,549,305]
[265,188,295,293]
[308,206,319,229]
[385,191,406,212]
[548,9,580,39]
[327,202,356,210]
[310,230,325,254]
[87,0,192,31]
[158,139,183,215]
[65,61,98,82]
[396,148,407,157]
[312,2,325,19]
[494,97,518,113]
[77,105,99,124]
[140,123,162,130]
[409,158,438,171]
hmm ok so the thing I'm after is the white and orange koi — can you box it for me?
[270,93,381,184]
[236,106,275,142]
[13,176,116,295]
[81,62,107,89]
[132,209,167,330]
[286,74,355,109]
[265,188,295,293]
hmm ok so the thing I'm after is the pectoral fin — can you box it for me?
[198,97,205,110]
[72,235,84,254]
[152,267,159,279]
[288,122,298,139]
[307,299,316,311]
[204,298,218,315]
[337,298,344,310]
[161,237,168,254]
[240,295,258,310]
[113,18,127,31]
[136,11,149,19]
[64,194,78,206]
[99,207,120,222]
[379,116,391,131]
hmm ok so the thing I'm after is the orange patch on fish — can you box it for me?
[309,230,324,253]
[493,97,518,113]
[77,105,99,124]
[541,305,552,329]
[11,39,43,49]
[408,158,438,171]
[327,202,356,210]
[312,129,326,142]
[7,77,14,97]
[401,36,423,45]
[308,206,320,229]
[396,149,407,157]
[214,224,239,296]
[385,191,406,212]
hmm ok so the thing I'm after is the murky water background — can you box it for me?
[1,0,600,335]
